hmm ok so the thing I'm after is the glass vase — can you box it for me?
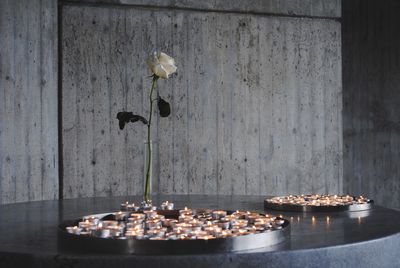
[143,140,152,207]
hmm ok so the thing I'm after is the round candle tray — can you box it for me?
[264,195,374,212]
[58,209,290,255]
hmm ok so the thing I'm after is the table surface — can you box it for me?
[0,194,399,266]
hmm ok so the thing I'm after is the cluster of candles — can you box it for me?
[65,201,286,240]
[267,194,371,207]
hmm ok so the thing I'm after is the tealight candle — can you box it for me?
[126,227,144,233]
[254,221,268,229]
[107,226,124,237]
[217,220,230,230]
[232,219,248,228]
[216,230,233,238]
[149,237,165,240]
[125,231,145,239]
[245,213,260,224]
[127,218,144,224]
[179,207,193,216]
[114,211,128,221]
[176,222,192,228]
[140,202,154,210]
[254,217,269,224]
[127,222,143,229]
[197,211,213,219]
[246,226,258,234]
[93,228,111,238]
[120,201,130,211]
[190,225,203,232]
[178,234,191,240]
[101,220,119,228]
[130,204,140,212]
[179,215,194,222]
[271,223,283,230]
[151,215,165,221]
[83,216,100,225]
[173,227,191,234]
[236,229,249,236]
[222,215,239,222]
[187,219,202,227]
[186,233,198,240]
[130,213,145,221]
[143,210,158,219]
[197,235,215,240]
[145,219,162,229]
[120,202,139,211]
[78,219,95,229]
[66,226,82,235]
[192,230,208,237]
[232,210,249,219]
[274,217,285,225]
[166,234,178,240]
[161,201,175,210]
[212,210,227,220]
[203,226,222,235]
[147,228,166,238]
[162,219,178,228]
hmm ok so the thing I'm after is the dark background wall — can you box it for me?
[343,0,400,209]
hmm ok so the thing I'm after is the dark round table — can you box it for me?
[0,195,399,268]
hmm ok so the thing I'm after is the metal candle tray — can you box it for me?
[264,196,374,213]
[58,209,290,255]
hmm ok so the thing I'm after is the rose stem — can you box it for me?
[144,75,158,203]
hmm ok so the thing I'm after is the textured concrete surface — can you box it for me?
[0,0,58,204]
[65,0,341,18]
[342,0,400,210]
[61,4,342,199]
[0,195,400,268]
[0,0,342,204]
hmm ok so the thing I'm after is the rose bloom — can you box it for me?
[147,51,177,79]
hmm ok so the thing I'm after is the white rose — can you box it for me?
[147,51,177,79]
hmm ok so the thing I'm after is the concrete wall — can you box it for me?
[343,0,400,209]
[0,0,58,204]
[61,1,342,198]
[3,0,399,209]
[0,0,342,203]
[65,0,341,18]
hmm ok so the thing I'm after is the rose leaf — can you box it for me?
[158,97,171,117]
[116,112,148,130]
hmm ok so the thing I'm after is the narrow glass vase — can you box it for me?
[143,140,152,208]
